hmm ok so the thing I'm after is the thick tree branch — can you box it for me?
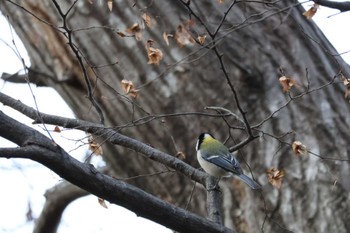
[2,0,350,232]
[0,91,207,185]
[0,111,234,233]
[206,177,223,225]
[0,92,228,230]
[314,0,350,12]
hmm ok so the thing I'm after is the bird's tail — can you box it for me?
[238,174,261,189]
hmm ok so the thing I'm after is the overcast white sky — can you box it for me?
[0,2,350,233]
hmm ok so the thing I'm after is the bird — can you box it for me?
[195,132,261,189]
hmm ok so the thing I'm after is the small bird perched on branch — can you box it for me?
[196,132,261,189]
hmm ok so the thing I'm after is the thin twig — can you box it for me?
[51,0,105,124]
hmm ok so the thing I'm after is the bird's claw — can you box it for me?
[207,184,221,192]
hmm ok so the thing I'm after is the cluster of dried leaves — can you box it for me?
[116,13,207,98]
[267,140,307,189]
[90,1,331,193]
[118,14,204,65]
[108,2,323,79]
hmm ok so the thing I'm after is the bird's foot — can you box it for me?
[206,184,221,192]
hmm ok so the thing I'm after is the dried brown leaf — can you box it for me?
[197,35,206,45]
[279,76,297,93]
[163,32,173,46]
[127,23,141,33]
[98,198,108,209]
[303,4,319,20]
[121,79,139,98]
[174,24,195,47]
[340,74,350,98]
[127,23,142,41]
[142,13,153,28]
[292,141,307,156]
[345,85,350,98]
[54,126,61,133]
[146,40,163,65]
[147,47,163,65]
[128,89,139,98]
[88,136,103,156]
[116,31,126,37]
[107,0,113,11]
[90,143,103,155]
[267,167,285,189]
[176,151,186,160]
[121,79,134,93]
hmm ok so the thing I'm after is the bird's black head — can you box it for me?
[196,132,215,151]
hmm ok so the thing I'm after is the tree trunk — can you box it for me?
[1,0,350,232]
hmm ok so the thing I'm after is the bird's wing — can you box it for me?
[202,149,242,175]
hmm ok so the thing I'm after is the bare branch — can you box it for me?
[205,106,244,124]
[0,91,206,185]
[206,177,223,225]
[179,0,260,157]
[314,0,350,12]
[51,0,104,124]
[0,111,234,233]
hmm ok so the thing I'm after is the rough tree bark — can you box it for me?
[1,0,350,233]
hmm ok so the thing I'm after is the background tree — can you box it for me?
[1,0,350,233]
